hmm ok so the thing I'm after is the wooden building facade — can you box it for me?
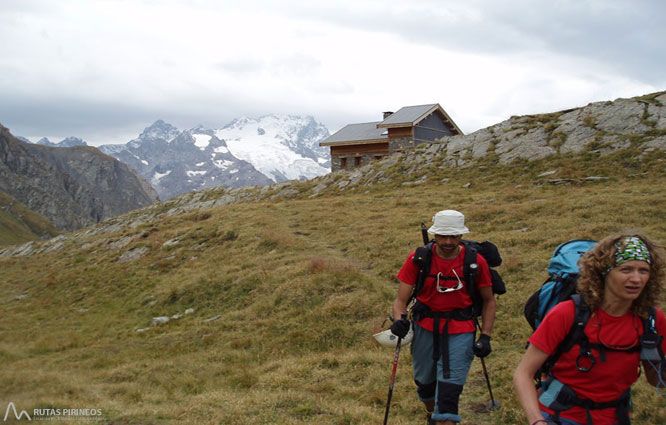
[320,104,463,172]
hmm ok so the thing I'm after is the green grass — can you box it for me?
[0,190,60,246]
[1,149,666,424]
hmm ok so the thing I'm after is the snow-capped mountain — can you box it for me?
[215,115,330,182]
[98,116,331,200]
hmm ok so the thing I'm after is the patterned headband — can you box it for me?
[612,236,652,269]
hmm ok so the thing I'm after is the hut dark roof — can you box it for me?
[320,122,386,146]
[321,103,462,146]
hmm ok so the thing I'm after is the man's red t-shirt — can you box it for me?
[397,243,492,334]
[530,301,666,424]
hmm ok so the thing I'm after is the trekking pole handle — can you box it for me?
[421,222,429,245]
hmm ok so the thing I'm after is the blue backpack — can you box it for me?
[523,239,597,330]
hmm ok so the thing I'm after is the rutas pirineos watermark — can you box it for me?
[4,402,104,422]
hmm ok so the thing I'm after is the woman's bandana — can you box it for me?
[609,236,652,273]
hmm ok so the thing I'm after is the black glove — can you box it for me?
[389,318,411,339]
[473,334,492,358]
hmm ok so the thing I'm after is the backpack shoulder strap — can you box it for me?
[461,240,478,295]
[542,294,592,376]
[412,241,434,269]
[645,306,657,332]
[410,241,434,302]
[640,306,665,362]
[567,294,592,350]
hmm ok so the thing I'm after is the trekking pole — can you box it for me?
[420,222,429,245]
[382,313,406,425]
[478,356,500,410]
[475,319,501,410]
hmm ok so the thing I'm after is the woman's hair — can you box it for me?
[577,232,665,318]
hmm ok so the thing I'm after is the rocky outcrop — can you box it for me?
[437,92,666,166]
[0,124,159,231]
[23,143,159,220]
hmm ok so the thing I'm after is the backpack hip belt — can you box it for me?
[411,300,474,322]
[543,376,631,425]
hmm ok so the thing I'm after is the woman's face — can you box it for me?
[604,259,651,304]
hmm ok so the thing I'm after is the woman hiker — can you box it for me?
[514,233,666,425]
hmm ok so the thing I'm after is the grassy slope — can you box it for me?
[1,149,665,424]
[0,190,60,246]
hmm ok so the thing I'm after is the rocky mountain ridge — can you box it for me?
[99,120,273,200]
[0,125,159,231]
[21,115,332,201]
[2,90,665,257]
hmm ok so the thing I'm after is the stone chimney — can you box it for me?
[383,111,393,119]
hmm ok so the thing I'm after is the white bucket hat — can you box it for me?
[428,210,469,236]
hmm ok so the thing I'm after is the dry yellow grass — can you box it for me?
[1,149,666,424]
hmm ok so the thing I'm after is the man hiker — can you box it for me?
[390,209,496,425]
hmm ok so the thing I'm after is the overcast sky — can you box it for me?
[1,0,664,146]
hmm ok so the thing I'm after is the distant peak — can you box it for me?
[146,119,177,129]
[34,136,87,147]
[139,120,181,142]
[58,137,87,147]
[222,114,317,130]
[189,124,214,135]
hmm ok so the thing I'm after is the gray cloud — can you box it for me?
[1,0,664,146]
[282,0,666,83]
[0,96,159,144]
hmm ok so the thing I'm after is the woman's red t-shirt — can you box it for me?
[530,300,666,424]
